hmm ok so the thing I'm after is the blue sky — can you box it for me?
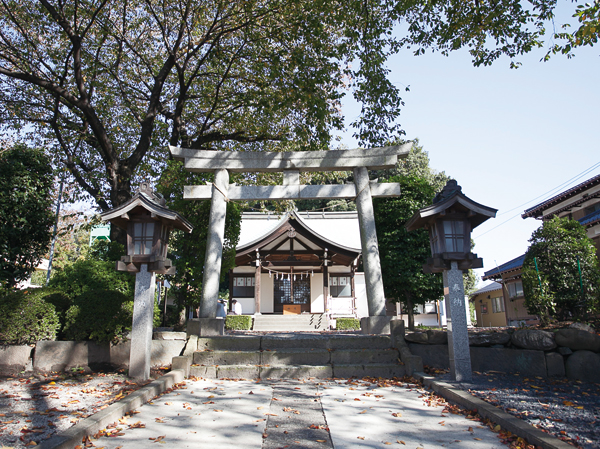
[337,18,600,287]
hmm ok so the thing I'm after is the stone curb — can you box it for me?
[37,369,185,449]
[413,372,574,449]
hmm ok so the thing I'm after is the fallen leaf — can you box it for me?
[357,436,365,440]
[397,441,405,445]
[391,412,402,417]
[359,410,367,414]
[213,410,223,413]
[316,440,326,443]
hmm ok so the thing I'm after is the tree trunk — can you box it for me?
[406,296,415,330]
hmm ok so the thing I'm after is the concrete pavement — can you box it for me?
[63,377,507,449]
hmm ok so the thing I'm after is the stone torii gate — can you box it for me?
[170,143,411,335]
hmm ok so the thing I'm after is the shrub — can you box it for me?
[49,259,134,299]
[225,315,253,330]
[63,289,134,343]
[0,288,60,344]
[335,318,360,330]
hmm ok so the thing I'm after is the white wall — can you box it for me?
[311,273,324,313]
[354,273,368,318]
[260,272,274,314]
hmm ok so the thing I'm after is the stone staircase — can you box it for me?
[252,314,328,332]
[186,334,407,379]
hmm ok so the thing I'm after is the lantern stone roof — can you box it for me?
[405,180,497,231]
[101,183,193,233]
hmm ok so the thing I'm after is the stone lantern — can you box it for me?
[405,180,496,381]
[101,182,192,379]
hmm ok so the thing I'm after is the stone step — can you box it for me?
[192,348,399,366]
[196,335,394,351]
[189,363,406,380]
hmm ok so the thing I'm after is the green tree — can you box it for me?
[522,216,600,323]
[157,160,241,320]
[547,1,599,59]
[0,0,407,219]
[374,175,443,329]
[0,144,55,288]
[1,0,587,222]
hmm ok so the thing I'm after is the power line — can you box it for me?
[474,161,600,240]
[497,160,600,217]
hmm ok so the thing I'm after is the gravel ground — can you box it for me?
[431,369,600,449]
[0,369,166,448]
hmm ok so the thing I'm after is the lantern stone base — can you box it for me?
[187,318,225,337]
[360,316,392,335]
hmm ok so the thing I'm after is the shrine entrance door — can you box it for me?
[274,275,311,314]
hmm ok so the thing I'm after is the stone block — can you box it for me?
[261,349,330,366]
[565,350,600,383]
[260,365,332,379]
[34,341,94,372]
[217,365,261,379]
[199,318,225,336]
[328,335,391,350]
[555,328,600,352]
[172,356,191,378]
[470,347,547,378]
[360,316,391,334]
[545,352,565,378]
[0,345,33,375]
[186,319,201,337]
[408,344,449,370]
[568,322,595,333]
[110,341,131,369]
[332,363,405,379]
[390,319,405,337]
[183,335,199,357]
[153,331,187,340]
[402,355,423,376]
[558,347,573,356]
[330,349,399,365]
[193,350,260,366]
[151,340,186,366]
[261,335,329,350]
[197,335,261,351]
[190,365,217,378]
[469,332,510,347]
[426,330,448,345]
[511,329,556,351]
[404,332,428,344]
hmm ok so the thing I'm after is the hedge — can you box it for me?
[63,289,135,343]
[0,288,60,344]
[335,317,360,330]
[225,315,253,330]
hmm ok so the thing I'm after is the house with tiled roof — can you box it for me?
[470,282,506,327]
[522,172,600,256]
[481,255,537,326]
[478,172,600,327]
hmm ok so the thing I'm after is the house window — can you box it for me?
[492,297,505,313]
[330,275,352,297]
[443,220,465,253]
[584,202,600,216]
[232,276,254,297]
[507,281,524,299]
[481,303,488,314]
[133,222,154,255]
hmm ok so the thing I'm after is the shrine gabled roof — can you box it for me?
[235,210,361,266]
[579,208,600,227]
